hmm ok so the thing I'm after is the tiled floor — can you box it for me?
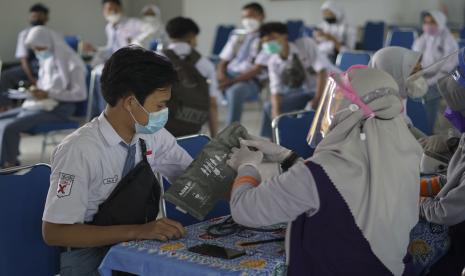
[17,102,280,178]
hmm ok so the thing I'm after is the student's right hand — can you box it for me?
[137,218,187,241]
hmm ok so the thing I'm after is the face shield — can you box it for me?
[307,66,399,148]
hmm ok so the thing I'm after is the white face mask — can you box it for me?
[105,13,122,24]
[242,18,260,33]
[406,75,428,99]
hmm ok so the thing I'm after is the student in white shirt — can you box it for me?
[259,22,334,138]
[0,3,48,109]
[42,46,191,275]
[132,4,169,50]
[0,26,87,168]
[314,1,357,63]
[412,10,459,132]
[87,0,145,66]
[217,2,270,124]
[164,17,220,137]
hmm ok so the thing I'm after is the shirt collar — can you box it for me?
[167,42,192,56]
[98,112,128,147]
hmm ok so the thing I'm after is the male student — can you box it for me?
[217,2,269,124]
[163,16,219,137]
[0,3,48,109]
[259,22,336,138]
[87,0,145,66]
[42,46,192,275]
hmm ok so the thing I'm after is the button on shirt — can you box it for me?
[105,17,145,54]
[219,30,269,74]
[165,42,220,98]
[42,112,193,224]
[268,37,335,95]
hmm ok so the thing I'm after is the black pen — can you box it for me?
[240,238,285,246]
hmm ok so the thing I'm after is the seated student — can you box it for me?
[259,22,334,138]
[314,1,356,63]
[412,10,458,132]
[0,26,87,168]
[131,4,169,50]
[0,3,49,110]
[369,46,426,117]
[227,68,422,275]
[163,17,219,137]
[86,0,145,66]
[42,46,191,275]
[217,2,269,124]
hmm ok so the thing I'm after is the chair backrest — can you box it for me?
[336,51,371,71]
[0,164,60,276]
[162,134,231,226]
[73,64,92,118]
[302,26,313,38]
[212,25,235,56]
[386,29,417,49]
[64,35,80,52]
[272,110,315,160]
[287,20,305,42]
[460,26,465,39]
[362,21,386,51]
[149,39,159,51]
[407,98,432,135]
[459,39,465,50]
[86,66,106,122]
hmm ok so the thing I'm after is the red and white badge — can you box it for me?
[57,173,75,198]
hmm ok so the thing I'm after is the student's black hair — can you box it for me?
[166,17,200,40]
[100,46,178,107]
[29,3,49,15]
[242,2,265,16]
[259,22,288,38]
[102,0,122,6]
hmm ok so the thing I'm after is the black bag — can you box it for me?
[164,123,249,220]
[91,139,161,226]
[281,53,306,89]
[163,49,210,137]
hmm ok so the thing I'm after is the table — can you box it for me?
[99,216,287,276]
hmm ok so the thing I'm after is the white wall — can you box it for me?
[183,0,462,56]
[0,0,182,63]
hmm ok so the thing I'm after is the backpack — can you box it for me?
[163,49,210,137]
[281,53,307,89]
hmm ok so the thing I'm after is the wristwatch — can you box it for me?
[280,151,300,172]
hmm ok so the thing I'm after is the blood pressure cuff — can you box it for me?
[164,123,249,220]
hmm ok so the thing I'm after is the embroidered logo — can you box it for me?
[57,173,75,198]
[103,175,119,185]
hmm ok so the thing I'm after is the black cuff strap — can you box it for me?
[280,151,299,172]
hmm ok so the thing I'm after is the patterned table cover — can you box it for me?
[99,216,287,276]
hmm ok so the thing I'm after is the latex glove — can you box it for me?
[227,145,263,171]
[240,135,291,163]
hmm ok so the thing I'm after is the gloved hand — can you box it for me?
[227,144,263,171]
[240,135,291,163]
[421,134,450,154]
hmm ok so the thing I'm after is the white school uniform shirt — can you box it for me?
[219,30,270,75]
[105,17,145,54]
[42,113,193,224]
[268,37,335,95]
[165,42,220,98]
[15,27,32,59]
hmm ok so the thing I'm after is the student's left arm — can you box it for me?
[151,129,193,183]
[46,64,87,102]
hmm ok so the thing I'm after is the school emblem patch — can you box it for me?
[57,173,75,198]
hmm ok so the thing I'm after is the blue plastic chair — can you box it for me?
[272,110,315,160]
[386,29,417,49]
[149,39,159,51]
[28,65,92,160]
[162,134,231,226]
[64,35,80,52]
[211,25,235,56]
[0,164,60,276]
[460,26,465,39]
[362,21,385,51]
[336,51,371,71]
[407,98,432,135]
[287,20,305,42]
[459,39,465,50]
[302,26,314,38]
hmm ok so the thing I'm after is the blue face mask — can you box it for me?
[131,99,169,134]
[35,50,53,61]
[262,40,282,55]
